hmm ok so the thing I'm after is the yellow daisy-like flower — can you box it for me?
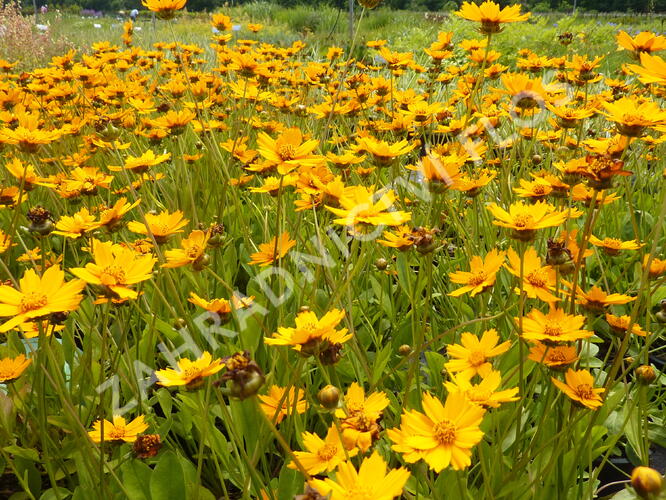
[528,343,578,370]
[552,369,604,410]
[445,329,510,378]
[52,207,101,239]
[448,249,505,297]
[506,247,559,303]
[289,426,357,475]
[108,150,171,173]
[265,309,351,353]
[88,415,149,443]
[487,201,576,241]
[606,314,647,338]
[309,451,410,500]
[154,352,224,388]
[628,52,666,86]
[573,285,636,312]
[0,266,85,333]
[248,232,296,267]
[601,97,666,137]
[70,240,156,301]
[127,210,189,244]
[444,370,519,409]
[258,385,308,424]
[0,355,32,383]
[326,185,411,233]
[163,230,210,270]
[141,0,186,20]
[617,31,666,58]
[519,306,591,344]
[456,1,530,34]
[256,127,323,176]
[335,382,390,453]
[589,235,643,256]
[355,136,416,166]
[387,392,486,472]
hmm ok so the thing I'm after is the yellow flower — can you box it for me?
[265,309,351,353]
[70,240,156,301]
[0,230,13,254]
[617,31,666,58]
[506,247,559,303]
[155,352,224,388]
[108,150,171,173]
[354,136,416,166]
[448,249,505,297]
[528,343,578,370]
[387,392,485,472]
[141,0,186,20]
[98,197,141,230]
[445,329,510,378]
[188,292,232,317]
[88,415,149,443]
[644,255,666,278]
[335,382,390,452]
[163,230,210,269]
[601,97,666,137]
[309,451,410,500]
[0,355,32,383]
[606,314,647,338]
[289,426,357,475]
[456,1,530,34]
[498,72,550,110]
[519,306,591,344]
[249,232,296,267]
[327,186,411,233]
[589,235,644,256]
[628,52,666,86]
[552,369,604,410]
[0,266,85,333]
[444,370,519,408]
[256,127,323,175]
[573,285,636,312]
[52,208,101,239]
[127,210,189,244]
[258,385,308,424]
[487,201,575,241]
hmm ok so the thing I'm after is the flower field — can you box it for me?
[1,1,666,498]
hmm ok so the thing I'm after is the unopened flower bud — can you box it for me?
[631,466,663,499]
[317,385,340,409]
[375,258,388,271]
[173,318,187,330]
[398,344,412,356]
[636,365,656,385]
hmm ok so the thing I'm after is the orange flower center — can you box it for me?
[468,350,486,367]
[317,444,338,461]
[181,367,202,381]
[602,238,622,250]
[433,419,457,445]
[532,185,547,195]
[548,351,567,363]
[576,384,594,400]
[101,265,127,285]
[186,245,202,259]
[512,214,533,229]
[526,270,547,288]
[278,144,296,161]
[107,425,126,440]
[468,271,488,287]
[19,292,48,313]
[543,323,563,337]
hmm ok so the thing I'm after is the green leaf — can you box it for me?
[371,344,393,386]
[121,460,153,500]
[4,445,39,462]
[150,451,186,500]
[277,467,303,499]
[39,488,72,500]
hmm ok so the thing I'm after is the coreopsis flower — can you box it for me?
[188,292,232,321]
[617,31,666,58]
[70,240,156,301]
[4,157,46,190]
[487,201,575,241]
[155,352,224,389]
[335,382,389,452]
[574,285,636,312]
[0,230,12,254]
[163,230,210,270]
[444,370,519,408]
[528,343,578,370]
[546,103,595,129]
[448,249,505,297]
[388,392,485,472]
[378,225,416,250]
[108,150,171,173]
[211,13,232,31]
[631,466,663,498]
[644,255,666,278]
[249,232,296,267]
[0,113,61,153]
[551,369,604,410]
[588,235,643,256]
[0,266,85,333]
[289,426,357,475]
[88,415,148,443]
[513,177,553,200]
[327,186,411,233]
[0,355,32,383]
[133,434,162,459]
[256,127,323,175]
[445,329,511,378]
[354,136,416,166]
[601,97,666,137]
[628,52,666,86]
[258,385,308,424]
[98,197,141,231]
[127,210,189,243]
[142,0,186,20]
[415,153,464,190]
[506,247,559,303]
[52,208,101,239]
[519,306,591,343]
[498,72,551,110]
[265,309,351,355]
[606,314,647,338]
[456,1,530,34]
[310,452,409,500]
